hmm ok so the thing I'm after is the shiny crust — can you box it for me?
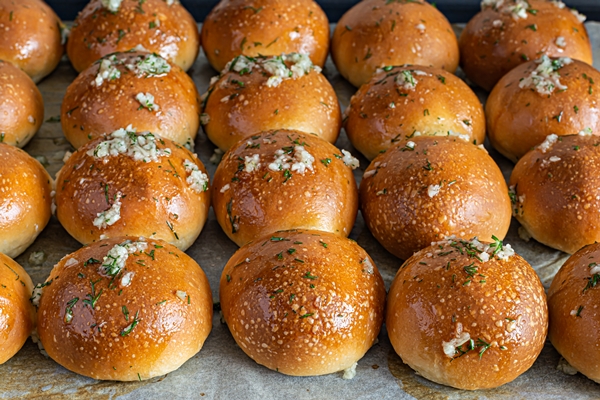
[486,58,600,162]
[36,237,213,381]
[55,136,210,250]
[509,134,600,254]
[0,255,34,364]
[387,241,548,390]
[331,0,459,88]
[360,136,511,260]
[202,60,340,151]
[0,144,53,258]
[345,65,485,160]
[201,0,329,72]
[459,0,592,91]
[0,60,44,147]
[220,229,386,376]
[212,129,358,247]
[67,0,199,72]
[0,0,64,82]
[548,243,600,383]
[61,51,200,149]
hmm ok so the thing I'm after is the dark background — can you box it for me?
[47,0,600,23]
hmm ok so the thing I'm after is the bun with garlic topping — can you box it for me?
[509,133,600,254]
[212,129,359,247]
[35,237,213,381]
[67,0,199,73]
[459,0,592,92]
[0,0,64,82]
[201,53,341,152]
[387,237,548,390]
[55,127,210,250]
[0,254,34,364]
[345,65,485,161]
[201,0,330,72]
[0,143,53,258]
[61,51,200,149]
[486,56,600,162]
[331,0,459,88]
[0,60,44,148]
[220,229,386,376]
[360,135,511,261]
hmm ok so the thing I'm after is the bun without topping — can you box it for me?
[36,237,213,381]
[220,229,386,376]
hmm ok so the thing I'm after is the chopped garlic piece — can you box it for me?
[93,193,122,229]
[101,240,148,277]
[94,55,121,87]
[518,56,573,95]
[100,0,122,12]
[555,36,566,48]
[87,125,171,163]
[220,184,230,193]
[442,327,471,358]
[184,159,209,193]
[481,0,529,20]
[200,113,210,125]
[341,150,359,170]
[427,184,441,198]
[136,92,159,111]
[342,362,358,380]
[538,134,559,153]
[244,154,261,173]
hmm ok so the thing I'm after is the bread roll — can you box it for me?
[201,0,329,72]
[67,0,199,73]
[220,229,386,376]
[509,133,600,254]
[61,51,200,149]
[331,0,459,88]
[212,129,359,247]
[345,65,485,160]
[0,143,53,258]
[486,56,600,162]
[0,60,44,147]
[55,127,210,250]
[548,242,600,383]
[202,53,340,151]
[0,0,64,82]
[387,237,548,389]
[360,136,511,260]
[0,254,34,364]
[35,237,213,381]
[459,0,592,91]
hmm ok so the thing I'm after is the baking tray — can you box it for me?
[2,22,600,399]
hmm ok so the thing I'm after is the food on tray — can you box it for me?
[486,56,600,162]
[0,60,44,147]
[459,0,592,91]
[345,65,485,160]
[35,237,213,381]
[220,229,386,376]
[201,53,341,152]
[212,129,359,247]
[331,0,459,87]
[360,136,511,260]
[0,254,34,364]
[55,127,210,250]
[0,144,53,258]
[201,0,329,72]
[61,51,200,149]
[510,133,600,254]
[67,0,199,72]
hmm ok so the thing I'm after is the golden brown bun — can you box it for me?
[212,129,359,247]
[345,65,485,160]
[220,229,386,376]
[360,136,511,260]
[0,254,34,364]
[0,144,53,258]
[331,0,459,88]
[459,0,592,91]
[486,57,600,162]
[201,0,329,72]
[67,0,199,73]
[387,238,548,390]
[509,133,600,254]
[61,51,200,149]
[202,54,340,152]
[548,242,600,383]
[55,131,210,250]
[0,60,44,147]
[36,237,213,381]
[0,0,64,82]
